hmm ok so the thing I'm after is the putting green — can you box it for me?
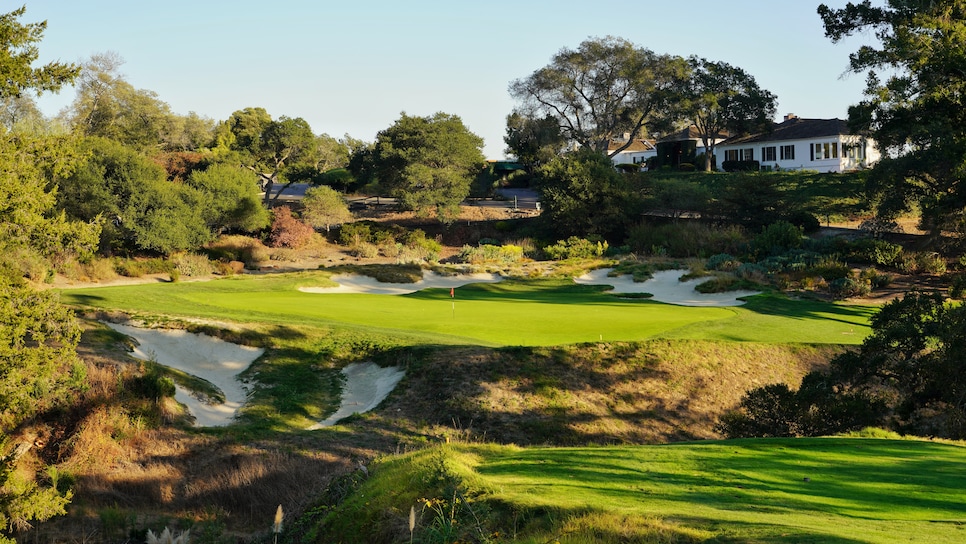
[60,272,875,346]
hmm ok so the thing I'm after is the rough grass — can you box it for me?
[311,438,966,543]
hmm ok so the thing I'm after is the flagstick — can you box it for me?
[452,300,455,319]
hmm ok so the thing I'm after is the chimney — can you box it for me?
[784,113,798,122]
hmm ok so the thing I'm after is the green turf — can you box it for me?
[322,437,966,543]
[59,272,875,346]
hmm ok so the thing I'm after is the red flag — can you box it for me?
[450,287,455,298]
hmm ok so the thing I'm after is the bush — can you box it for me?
[458,244,526,265]
[174,253,213,277]
[626,221,747,258]
[268,206,315,249]
[828,275,871,299]
[753,221,803,256]
[849,238,903,266]
[544,237,608,260]
[339,221,374,247]
[917,252,947,275]
[706,253,741,271]
[809,257,851,281]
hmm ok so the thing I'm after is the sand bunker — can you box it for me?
[299,271,503,295]
[106,323,264,427]
[575,268,760,307]
[309,362,406,429]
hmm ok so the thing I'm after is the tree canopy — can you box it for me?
[509,36,689,157]
[536,148,638,239]
[720,292,966,440]
[0,7,89,539]
[218,108,317,204]
[818,0,966,235]
[682,57,776,172]
[355,112,485,222]
[0,6,78,98]
[503,112,566,175]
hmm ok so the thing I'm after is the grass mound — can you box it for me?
[307,438,966,543]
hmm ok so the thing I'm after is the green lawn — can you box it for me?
[321,436,966,543]
[60,271,876,346]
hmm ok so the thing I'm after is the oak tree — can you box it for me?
[509,36,689,157]
[818,0,966,235]
[360,112,485,222]
[683,57,777,172]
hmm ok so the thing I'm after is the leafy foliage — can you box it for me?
[267,206,315,249]
[301,185,352,232]
[818,0,966,236]
[509,36,689,156]
[356,112,485,222]
[0,7,79,98]
[682,57,777,171]
[721,292,966,439]
[536,149,639,239]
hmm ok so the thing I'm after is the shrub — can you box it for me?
[353,242,379,259]
[859,267,892,289]
[339,222,374,247]
[917,252,947,275]
[626,221,746,258]
[458,244,526,265]
[849,238,903,266]
[753,221,803,256]
[809,257,851,281]
[174,253,213,277]
[268,206,315,249]
[114,258,147,278]
[706,253,741,272]
[828,276,871,299]
[544,237,607,260]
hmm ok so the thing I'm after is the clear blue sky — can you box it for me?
[28,1,875,159]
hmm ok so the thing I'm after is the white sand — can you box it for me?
[106,323,264,427]
[310,362,406,429]
[298,271,503,295]
[574,268,760,307]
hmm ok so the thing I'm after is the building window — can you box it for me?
[762,146,776,162]
[814,142,839,160]
[780,145,795,160]
[725,148,755,162]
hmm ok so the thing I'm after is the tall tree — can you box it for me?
[683,57,777,172]
[509,36,689,157]
[536,148,638,239]
[0,6,78,98]
[0,7,89,540]
[818,1,966,236]
[362,112,485,222]
[67,52,181,152]
[221,108,317,204]
[301,185,352,233]
[503,112,566,175]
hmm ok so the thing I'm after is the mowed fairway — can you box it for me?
[338,437,966,543]
[60,272,876,346]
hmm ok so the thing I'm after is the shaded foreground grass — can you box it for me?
[59,271,875,346]
[313,437,966,543]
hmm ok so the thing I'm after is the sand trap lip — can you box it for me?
[298,271,503,295]
[309,362,405,429]
[106,323,264,427]
[574,268,761,307]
